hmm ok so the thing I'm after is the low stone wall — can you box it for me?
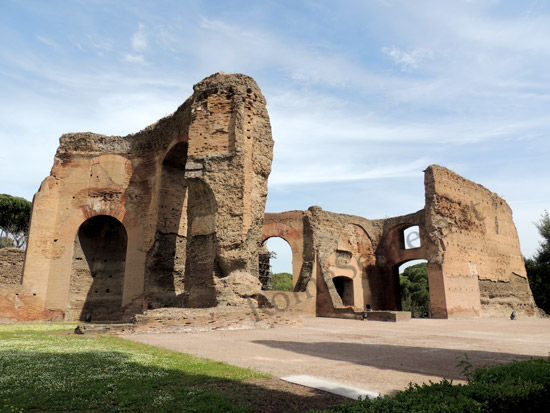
[262,291,316,314]
[126,306,303,334]
[0,248,25,285]
[479,273,541,317]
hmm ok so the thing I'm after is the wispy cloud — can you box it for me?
[36,35,60,51]
[269,158,428,186]
[131,23,148,52]
[382,46,433,71]
[123,53,145,64]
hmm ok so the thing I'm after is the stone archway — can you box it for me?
[68,215,127,321]
[146,142,188,307]
[183,179,218,307]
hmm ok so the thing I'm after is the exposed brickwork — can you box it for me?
[261,166,537,319]
[0,73,536,325]
[0,249,24,285]
[0,73,273,323]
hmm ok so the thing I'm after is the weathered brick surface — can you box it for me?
[1,73,273,322]
[261,166,537,319]
[0,72,536,324]
[0,249,24,285]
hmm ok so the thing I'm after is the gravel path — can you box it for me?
[122,316,550,395]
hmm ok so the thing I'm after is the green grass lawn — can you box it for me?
[0,323,267,412]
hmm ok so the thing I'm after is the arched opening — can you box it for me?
[146,142,188,307]
[398,259,430,318]
[333,276,354,306]
[259,237,293,291]
[68,215,127,321]
[183,179,217,307]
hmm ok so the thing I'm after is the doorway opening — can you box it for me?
[260,237,293,291]
[69,215,127,321]
[333,276,354,306]
[398,259,430,318]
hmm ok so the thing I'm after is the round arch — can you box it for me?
[261,236,293,291]
[68,215,128,321]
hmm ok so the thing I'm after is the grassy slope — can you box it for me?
[0,324,266,412]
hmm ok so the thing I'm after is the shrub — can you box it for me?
[271,272,293,291]
[324,358,550,412]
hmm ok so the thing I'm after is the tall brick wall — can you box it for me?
[424,165,537,317]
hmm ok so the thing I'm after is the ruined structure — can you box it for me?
[261,165,538,319]
[1,73,273,322]
[0,73,538,323]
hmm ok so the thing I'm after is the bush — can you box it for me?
[271,272,293,291]
[0,236,15,248]
[325,358,550,412]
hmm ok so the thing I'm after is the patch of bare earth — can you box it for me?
[198,377,347,412]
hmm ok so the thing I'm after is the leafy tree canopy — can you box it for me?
[0,193,32,249]
[526,210,550,313]
[400,262,430,318]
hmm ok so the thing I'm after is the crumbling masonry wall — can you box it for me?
[0,73,537,322]
[424,165,537,317]
[0,73,273,322]
[261,165,537,318]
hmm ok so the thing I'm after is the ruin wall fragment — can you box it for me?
[0,73,273,322]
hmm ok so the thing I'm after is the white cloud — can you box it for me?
[197,18,381,89]
[382,46,433,71]
[36,35,60,51]
[131,23,148,52]
[123,53,145,64]
[269,158,428,186]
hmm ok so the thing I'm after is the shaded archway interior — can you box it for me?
[145,141,218,309]
[145,142,189,308]
[68,215,127,321]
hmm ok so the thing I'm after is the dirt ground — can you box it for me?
[122,316,550,406]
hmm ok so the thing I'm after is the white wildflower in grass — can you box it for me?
[0,323,265,412]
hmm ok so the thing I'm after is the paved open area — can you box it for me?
[123,316,550,395]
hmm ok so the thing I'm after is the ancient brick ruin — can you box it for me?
[261,165,537,320]
[0,73,538,323]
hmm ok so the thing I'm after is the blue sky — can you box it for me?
[1,0,549,272]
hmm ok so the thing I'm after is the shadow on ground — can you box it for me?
[252,340,538,380]
[0,349,346,412]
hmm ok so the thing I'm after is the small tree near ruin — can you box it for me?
[0,194,31,249]
[526,211,550,314]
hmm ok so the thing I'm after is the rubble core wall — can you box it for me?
[0,73,537,323]
[0,249,24,285]
[2,73,273,322]
[260,167,537,319]
[424,165,537,317]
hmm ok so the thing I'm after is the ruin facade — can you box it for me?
[261,165,538,319]
[0,73,538,322]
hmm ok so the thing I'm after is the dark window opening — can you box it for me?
[333,276,354,306]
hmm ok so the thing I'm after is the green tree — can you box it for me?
[0,194,32,249]
[271,272,293,291]
[526,211,550,314]
[400,262,430,318]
